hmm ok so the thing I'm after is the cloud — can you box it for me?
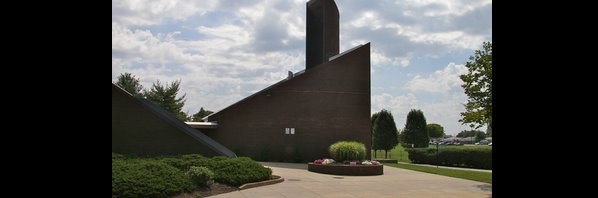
[371,62,487,134]
[371,91,482,135]
[337,0,491,67]
[405,63,467,93]
[112,0,491,124]
[112,0,218,26]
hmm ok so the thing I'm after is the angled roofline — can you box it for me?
[206,43,370,120]
[204,69,306,120]
[329,44,363,61]
[112,83,236,157]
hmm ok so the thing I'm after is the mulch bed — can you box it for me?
[172,182,239,198]
[173,175,283,197]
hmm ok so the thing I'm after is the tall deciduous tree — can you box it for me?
[143,80,188,121]
[401,109,429,148]
[460,41,492,133]
[372,110,399,159]
[115,73,143,97]
[192,107,214,122]
[426,123,445,140]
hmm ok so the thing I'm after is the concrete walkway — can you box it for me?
[211,162,492,198]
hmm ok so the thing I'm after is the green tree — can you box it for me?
[460,41,492,134]
[115,73,143,97]
[372,110,399,159]
[371,112,381,158]
[191,107,214,122]
[144,80,188,121]
[426,123,445,140]
[475,131,487,142]
[456,130,471,138]
[401,109,429,148]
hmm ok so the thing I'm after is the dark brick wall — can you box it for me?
[306,0,339,69]
[207,43,371,162]
[112,85,221,157]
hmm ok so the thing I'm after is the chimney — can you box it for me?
[306,0,339,70]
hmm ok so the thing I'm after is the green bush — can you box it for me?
[211,156,230,161]
[406,147,492,169]
[112,153,125,160]
[329,141,366,161]
[113,153,271,191]
[211,157,272,186]
[159,154,214,171]
[112,159,194,198]
[186,166,214,187]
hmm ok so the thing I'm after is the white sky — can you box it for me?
[112,0,492,135]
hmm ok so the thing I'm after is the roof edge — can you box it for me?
[207,43,369,120]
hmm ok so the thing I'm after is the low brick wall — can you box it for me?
[307,163,383,176]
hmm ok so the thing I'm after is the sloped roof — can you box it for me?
[112,83,236,157]
[206,43,367,120]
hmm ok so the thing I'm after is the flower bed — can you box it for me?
[308,159,383,176]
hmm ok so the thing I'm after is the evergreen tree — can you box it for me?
[192,107,214,121]
[372,109,399,158]
[371,112,380,158]
[401,109,429,148]
[115,73,143,97]
[144,80,188,121]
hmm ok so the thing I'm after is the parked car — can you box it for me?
[488,142,492,146]
[475,140,489,145]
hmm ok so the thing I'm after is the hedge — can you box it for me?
[159,155,272,187]
[113,153,273,197]
[210,157,272,187]
[112,159,194,198]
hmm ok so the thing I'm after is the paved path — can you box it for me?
[211,162,491,198]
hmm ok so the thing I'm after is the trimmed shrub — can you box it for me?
[210,157,272,186]
[112,153,125,160]
[329,141,366,162]
[186,166,215,187]
[159,155,214,171]
[404,148,435,164]
[211,156,230,161]
[406,147,492,169]
[181,154,205,160]
[113,153,271,190]
[112,159,194,198]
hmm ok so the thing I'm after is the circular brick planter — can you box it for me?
[307,163,383,176]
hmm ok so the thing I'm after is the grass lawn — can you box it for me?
[371,144,492,163]
[383,163,492,184]
[372,144,411,163]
